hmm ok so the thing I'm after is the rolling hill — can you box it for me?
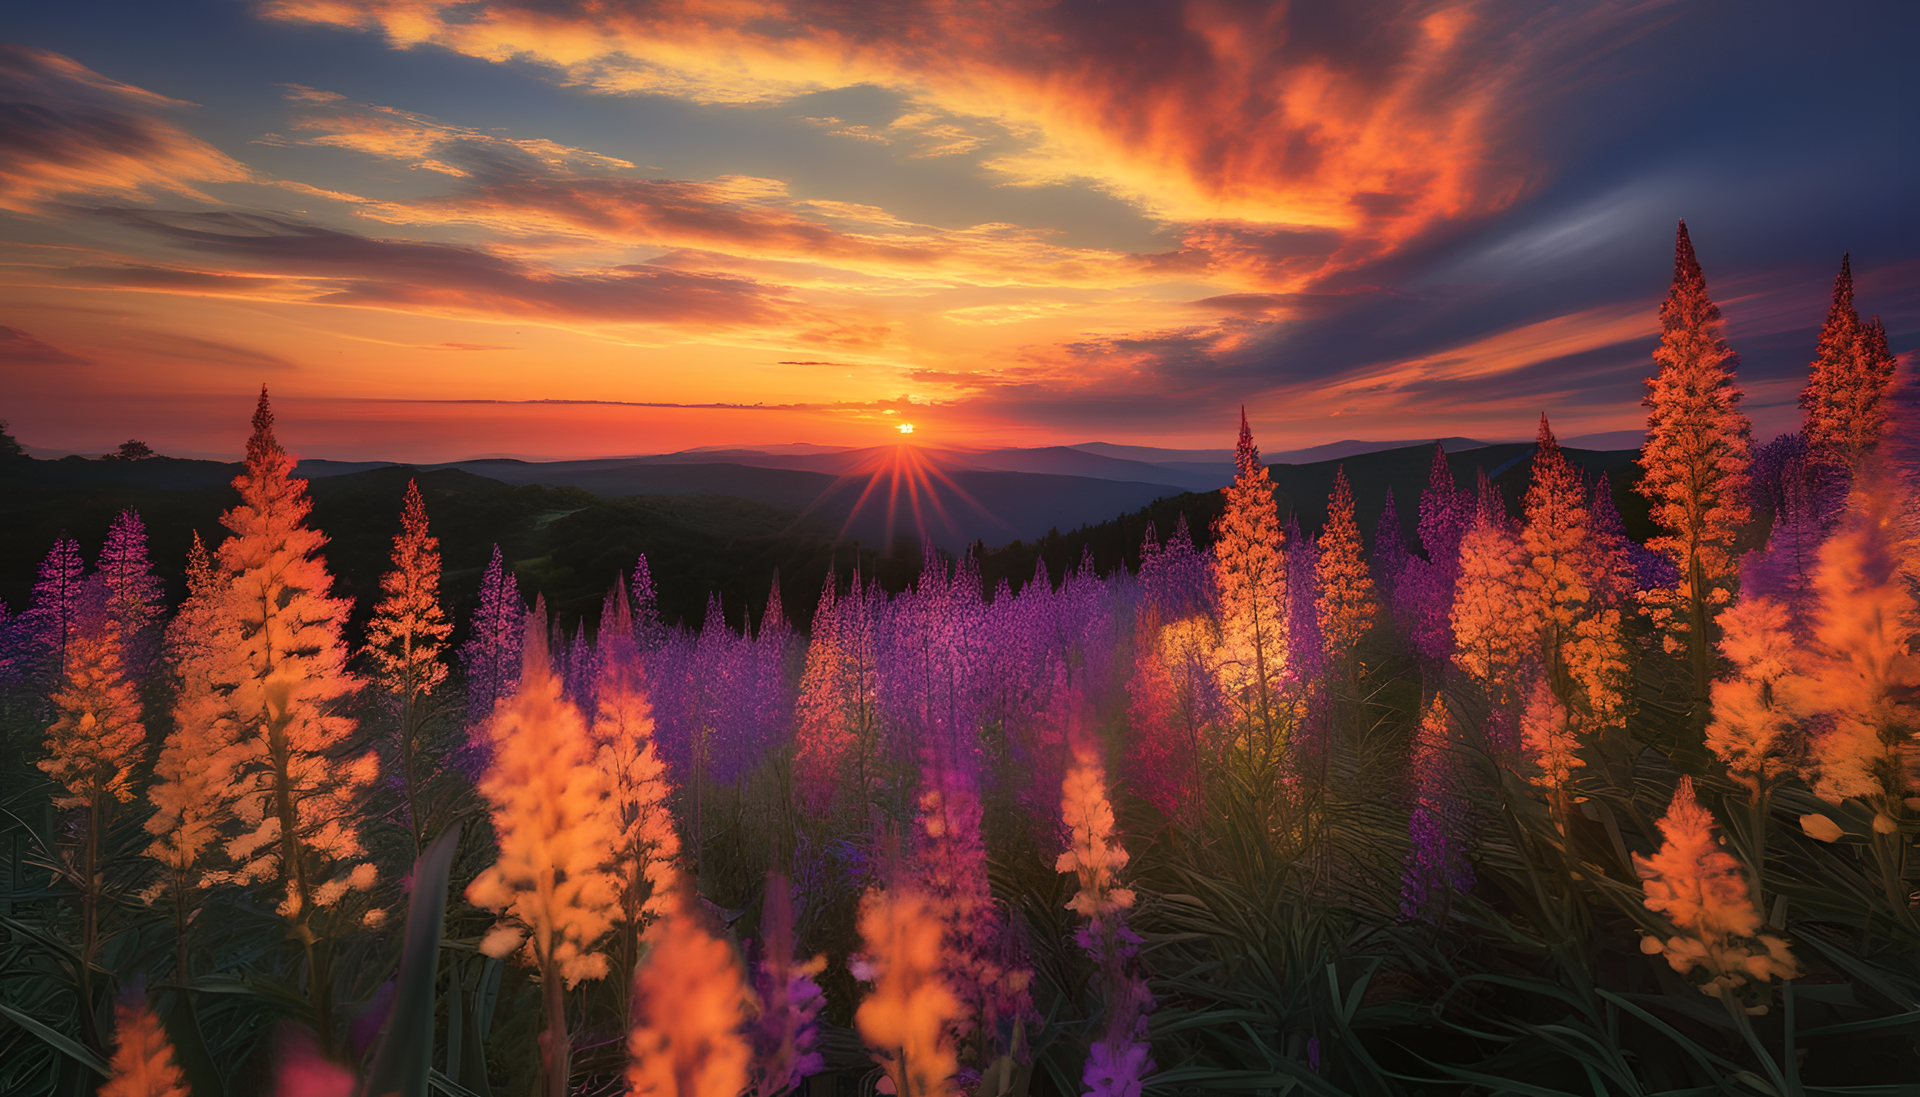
[0,438,1654,643]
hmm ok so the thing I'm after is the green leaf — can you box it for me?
[363,824,461,1097]
[0,998,109,1077]
[162,989,225,1097]
[1796,1010,1920,1039]
[429,1069,487,1097]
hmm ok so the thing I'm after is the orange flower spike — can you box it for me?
[1211,409,1290,746]
[1519,677,1583,794]
[1315,465,1378,667]
[1450,510,1532,688]
[208,388,376,913]
[591,618,683,933]
[626,880,753,1097]
[467,614,620,985]
[1633,777,1799,1011]
[1706,596,1804,794]
[1056,748,1134,921]
[99,998,189,1097]
[40,620,145,810]
[855,886,960,1097]
[363,479,452,700]
[467,608,621,1095]
[1798,474,1920,808]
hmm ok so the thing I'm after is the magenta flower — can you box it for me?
[97,508,164,679]
[27,534,87,685]
[1399,696,1474,921]
[461,544,525,722]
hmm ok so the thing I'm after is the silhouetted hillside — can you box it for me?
[0,442,1654,646]
[977,442,1655,593]
[0,457,918,642]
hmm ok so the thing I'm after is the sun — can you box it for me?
[897,422,914,434]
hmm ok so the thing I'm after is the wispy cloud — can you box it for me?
[0,45,249,212]
[84,208,793,326]
[0,325,92,368]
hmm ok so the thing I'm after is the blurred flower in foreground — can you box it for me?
[1633,776,1798,1013]
[1057,743,1153,1097]
[628,876,753,1097]
[856,882,960,1097]
[751,872,827,1095]
[467,604,618,1096]
[100,996,188,1097]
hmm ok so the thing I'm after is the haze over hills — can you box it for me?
[21,432,1646,469]
[2,436,1655,636]
[276,431,1653,554]
[397,455,1190,549]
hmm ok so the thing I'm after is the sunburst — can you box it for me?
[789,435,1013,552]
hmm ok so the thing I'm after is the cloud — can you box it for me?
[273,91,1176,289]
[1192,293,1290,316]
[69,264,292,293]
[260,0,1654,255]
[94,208,791,325]
[0,325,92,367]
[0,45,249,213]
[271,84,636,176]
[130,330,302,372]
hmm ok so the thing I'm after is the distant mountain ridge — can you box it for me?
[285,431,1650,553]
[3,437,1654,635]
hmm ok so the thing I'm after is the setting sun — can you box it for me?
[897,423,915,434]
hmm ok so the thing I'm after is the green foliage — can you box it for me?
[365,825,462,1097]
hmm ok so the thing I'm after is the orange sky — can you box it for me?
[1,2,1911,458]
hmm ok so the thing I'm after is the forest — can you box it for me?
[1,226,1916,1097]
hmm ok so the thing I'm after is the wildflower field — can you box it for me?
[4,227,1919,1097]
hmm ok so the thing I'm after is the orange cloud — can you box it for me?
[0,46,249,213]
[259,0,1603,259]
[272,91,1179,290]
[1338,302,1657,393]
[55,209,794,327]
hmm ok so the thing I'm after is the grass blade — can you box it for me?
[363,824,462,1097]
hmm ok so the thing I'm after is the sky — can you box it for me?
[1,0,1914,461]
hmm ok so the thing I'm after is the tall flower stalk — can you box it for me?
[1705,594,1804,907]
[1316,466,1378,685]
[626,876,754,1097]
[28,534,86,686]
[1634,777,1799,1014]
[145,531,240,987]
[591,586,682,986]
[210,388,376,1050]
[855,881,960,1097]
[97,508,164,680]
[1638,221,1753,701]
[1057,743,1153,1097]
[39,605,146,1051]
[1212,409,1291,774]
[1400,694,1473,921]
[462,544,525,727]
[467,604,620,1097]
[1794,463,1920,924]
[363,479,452,855]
